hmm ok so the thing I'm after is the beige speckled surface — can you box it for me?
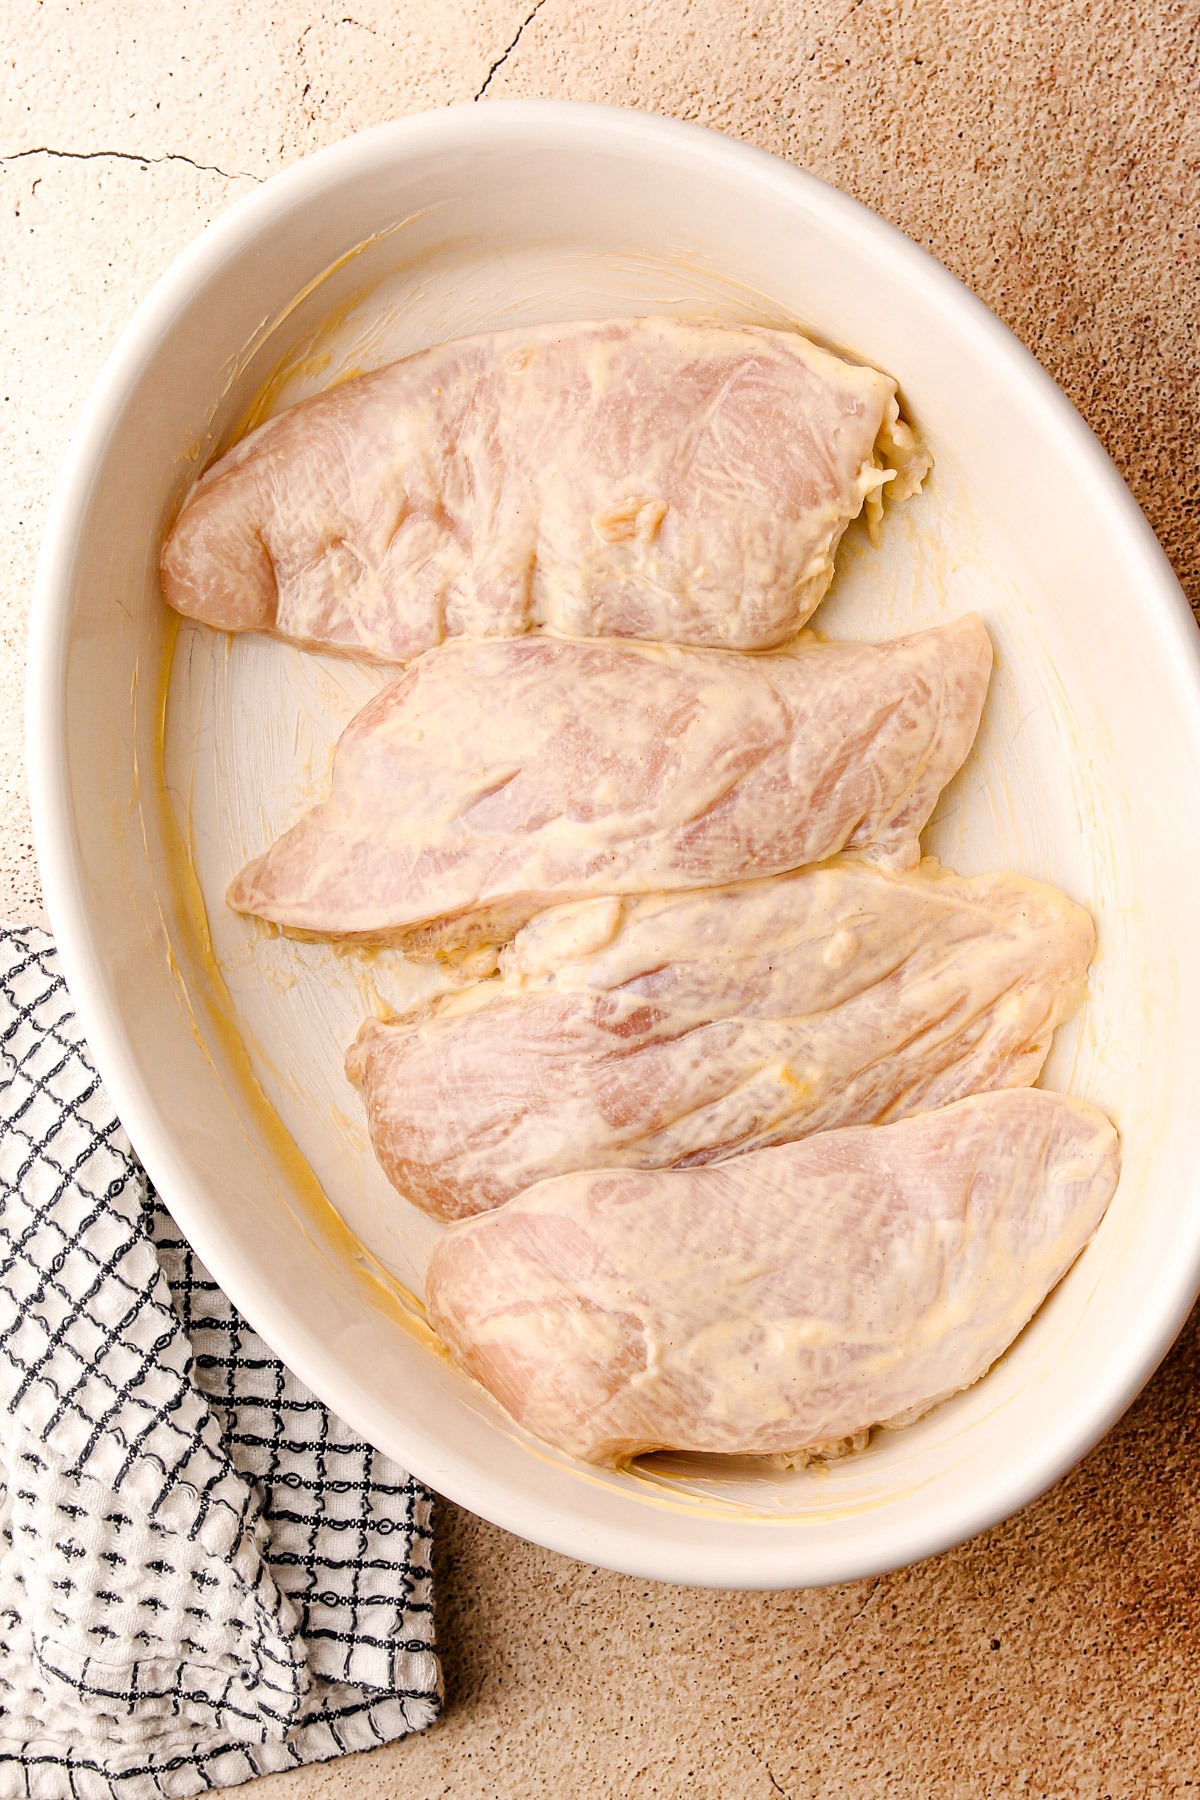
[4,3,1200,1794]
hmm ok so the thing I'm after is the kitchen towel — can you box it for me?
[0,923,440,1799]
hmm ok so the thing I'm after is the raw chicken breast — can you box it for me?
[162,318,929,659]
[228,617,992,955]
[346,859,1094,1220]
[425,1090,1120,1465]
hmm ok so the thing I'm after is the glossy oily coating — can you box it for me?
[346,858,1094,1219]
[161,317,928,659]
[227,616,992,955]
[425,1090,1121,1466]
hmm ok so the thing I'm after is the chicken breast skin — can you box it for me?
[346,858,1094,1220]
[227,616,992,956]
[162,318,929,660]
[425,1090,1120,1466]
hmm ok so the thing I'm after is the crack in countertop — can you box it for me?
[0,146,262,183]
[475,0,551,100]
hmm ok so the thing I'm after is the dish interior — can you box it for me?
[163,228,1136,1499]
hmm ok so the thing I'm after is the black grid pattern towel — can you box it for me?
[0,924,441,1798]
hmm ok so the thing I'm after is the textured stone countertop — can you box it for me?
[3,4,1199,1795]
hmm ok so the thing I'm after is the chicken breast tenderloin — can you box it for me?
[162,318,929,660]
[346,859,1093,1220]
[425,1090,1120,1466]
[227,617,992,955]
